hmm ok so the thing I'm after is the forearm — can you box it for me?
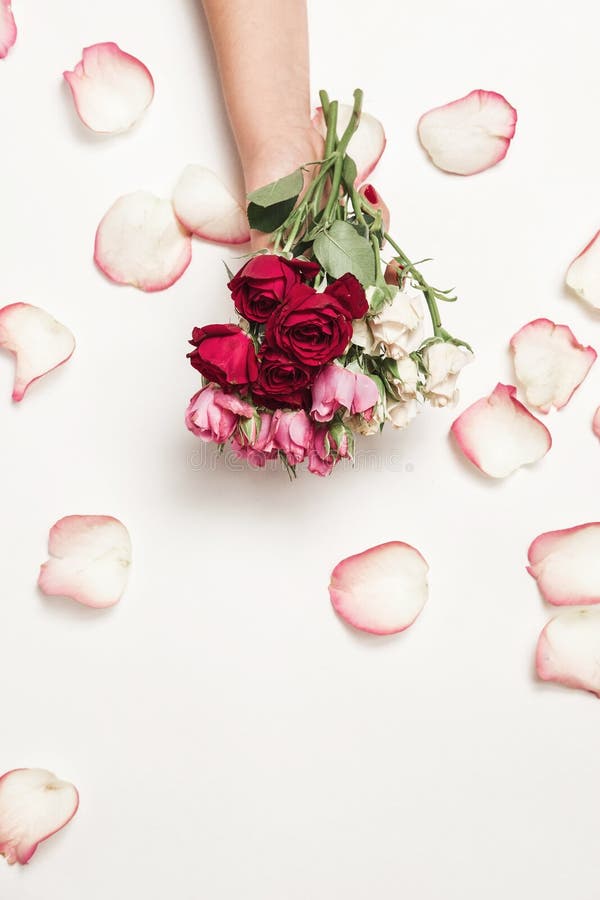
[202,0,311,165]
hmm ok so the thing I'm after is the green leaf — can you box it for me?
[247,197,296,233]
[247,168,303,208]
[313,220,376,287]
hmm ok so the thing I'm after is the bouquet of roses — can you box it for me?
[185,89,472,476]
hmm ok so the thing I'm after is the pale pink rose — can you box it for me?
[185,385,254,443]
[272,409,314,464]
[311,365,379,422]
[232,410,278,468]
[308,423,352,476]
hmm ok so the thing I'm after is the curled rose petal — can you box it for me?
[63,42,154,133]
[38,515,132,609]
[566,230,600,310]
[0,768,79,865]
[172,165,249,245]
[417,89,517,175]
[537,608,600,698]
[527,523,600,606]
[312,104,386,183]
[94,191,192,292]
[0,0,16,58]
[593,406,600,439]
[329,541,428,635]
[0,303,75,401]
[451,383,551,478]
[510,318,596,413]
[358,184,390,232]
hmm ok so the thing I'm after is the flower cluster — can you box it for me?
[185,89,472,476]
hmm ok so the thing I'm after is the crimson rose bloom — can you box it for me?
[188,324,259,389]
[265,273,368,366]
[252,347,313,409]
[228,254,321,323]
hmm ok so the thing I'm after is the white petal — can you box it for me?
[172,165,249,244]
[329,541,428,635]
[38,515,132,609]
[537,608,600,697]
[527,522,600,606]
[593,406,600,439]
[0,303,75,401]
[451,383,551,478]
[312,104,386,183]
[63,42,154,134]
[0,769,79,865]
[0,0,16,59]
[94,191,192,292]
[418,89,517,175]
[510,318,596,412]
[566,230,600,310]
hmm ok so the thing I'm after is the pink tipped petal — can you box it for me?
[593,406,600,438]
[94,191,192,292]
[38,515,131,609]
[0,0,16,58]
[536,608,600,697]
[451,383,551,478]
[0,768,79,865]
[527,522,600,606]
[172,165,249,245]
[63,42,154,134]
[510,318,596,412]
[0,303,75,401]
[566,230,600,310]
[312,104,386,183]
[417,89,517,176]
[329,541,428,635]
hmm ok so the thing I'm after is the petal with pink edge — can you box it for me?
[172,165,249,244]
[537,608,600,698]
[566,230,600,310]
[593,406,600,438]
[417,89,517,176]
[38,515,132,609]
[0,0,16,59]
[94,191,192,292]
[312,104,386,183]
[451,383,551,478]
[510,318,596,413]
[0,303,75,401]
[63,42,154,134]
[527,522,600,606]
[329,541,428,635]
[0,768,79,865]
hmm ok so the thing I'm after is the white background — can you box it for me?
[1,0,600,897]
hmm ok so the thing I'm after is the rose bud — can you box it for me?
[359,184,390,233]
[227,254,321,323]
[384,258,405,286]
[188,324,259,389]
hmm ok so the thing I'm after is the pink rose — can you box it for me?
[308,423,352,476]
[272,409,314,465]
[185,385,254,443]
[232,411,278,468]
[311,365,379,422]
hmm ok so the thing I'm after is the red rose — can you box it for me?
[252,347,313,409]
[228,254,321,323]
[188,324,258,389]
[265,274,368,366]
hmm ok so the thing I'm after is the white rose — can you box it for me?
[369,285,424,359]
[387,398,418,429]
[422,342,473,407]
[390,356,420,399]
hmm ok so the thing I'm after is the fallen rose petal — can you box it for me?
[566,230,600,310]
[63,42,154,133]
[451,383,551,478]
[172,165,249,244]
[417,89,517,175]
[94,190,192,292]
[0,0,16,58]
[527,522,600,606]
[536,608,600,697]
[0,768,79,865]
[329,541,428,635]
[38,515,131,609]
[312,103,386,183]
[510,318,596,412]
[0,303,75,401]
[593,406,600,438]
